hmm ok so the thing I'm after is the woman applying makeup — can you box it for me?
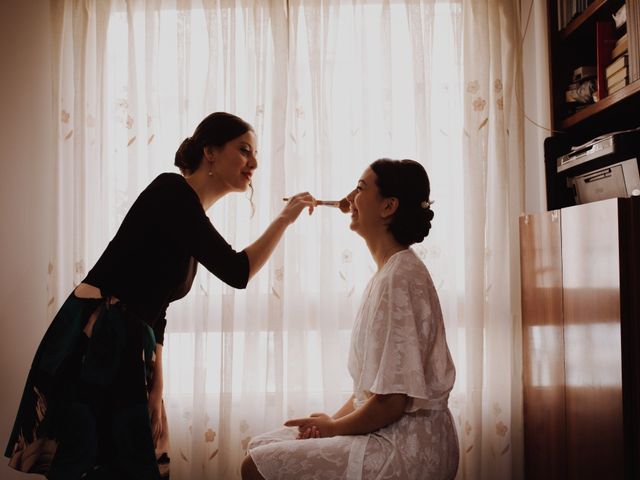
[6,112,315,480]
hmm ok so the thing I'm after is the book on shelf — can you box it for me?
[612,33,629,60]
[607,65,629,87]
[608,76,629,95]
[556,0,596,31]
[628,0,640,82]
[606,54,629,79]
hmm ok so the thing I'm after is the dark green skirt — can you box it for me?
[5,292,170,479]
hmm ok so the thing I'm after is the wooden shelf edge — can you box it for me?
[560,80,640,129]
[560,0,608,40]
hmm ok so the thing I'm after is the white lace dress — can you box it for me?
[248,249,459,480]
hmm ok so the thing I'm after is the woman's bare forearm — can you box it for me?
[243,193,315,281]
[243,215,290,281]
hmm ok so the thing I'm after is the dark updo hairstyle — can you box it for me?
[370,158,434,246]
[174,112,254,175]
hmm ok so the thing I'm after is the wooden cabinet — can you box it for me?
[526,2,640,476]
[520,197,640,479]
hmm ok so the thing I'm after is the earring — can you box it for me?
[208,169,213,176]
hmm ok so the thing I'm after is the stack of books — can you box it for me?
[604,3,630,97]
[629,1,640,82]
[605,3,633,95]
[606,54,629,95]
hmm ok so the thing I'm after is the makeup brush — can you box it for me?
[283,197,350,213]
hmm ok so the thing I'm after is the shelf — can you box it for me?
[550,0,638,138]
[560,80,640,129]
[560,0,610,40]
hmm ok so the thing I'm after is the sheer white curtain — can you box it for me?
[460,1,524,478]
[49,0,523,478]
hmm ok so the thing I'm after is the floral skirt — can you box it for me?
[4,292,170,479]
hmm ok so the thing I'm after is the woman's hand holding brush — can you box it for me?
[283,197,350,213]
[280,192,317,222]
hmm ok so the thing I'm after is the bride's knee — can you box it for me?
[240,453,264,480]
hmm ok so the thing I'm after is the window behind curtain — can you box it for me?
[67,1,466,476]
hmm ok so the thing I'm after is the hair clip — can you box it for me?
[421,200,433,209]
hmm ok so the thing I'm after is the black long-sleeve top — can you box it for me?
[83,173,250,344]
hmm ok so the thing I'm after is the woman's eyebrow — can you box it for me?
[358,179,367,186]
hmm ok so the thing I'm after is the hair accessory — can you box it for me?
[421,200,432,209]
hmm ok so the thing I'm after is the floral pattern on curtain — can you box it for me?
[49,0,523,478]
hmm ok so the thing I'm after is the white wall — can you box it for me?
[521,0,552,214]
[0,1,54,478]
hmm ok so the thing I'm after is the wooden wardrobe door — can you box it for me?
[520,210,566,480]
[561,198,624,480]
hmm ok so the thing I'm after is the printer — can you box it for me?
[556,128,640,206]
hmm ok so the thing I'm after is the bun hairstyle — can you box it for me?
[174,112,254,175]
[370,158,434,246]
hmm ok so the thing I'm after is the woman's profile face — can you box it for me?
[346,167,385,237]
[210,130,258,192]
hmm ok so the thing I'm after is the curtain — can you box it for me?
[49,0,524,478]
[460,1,524,478]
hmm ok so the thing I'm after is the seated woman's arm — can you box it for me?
[332,394,355,420]
[285,393,408,438]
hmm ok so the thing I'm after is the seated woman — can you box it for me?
[241,158,459,480]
